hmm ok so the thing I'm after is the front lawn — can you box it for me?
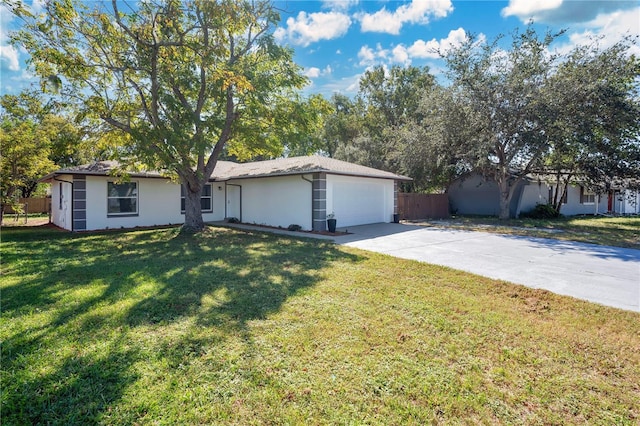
[2,226,639,424]
[412,215,640,248]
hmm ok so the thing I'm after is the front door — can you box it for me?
[226,184,241,220]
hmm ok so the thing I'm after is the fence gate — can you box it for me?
[398,193,449,220]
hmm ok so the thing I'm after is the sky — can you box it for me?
[1,0,639,97]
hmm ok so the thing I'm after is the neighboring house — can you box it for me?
[40,155,411,232]
[448,172,639,217]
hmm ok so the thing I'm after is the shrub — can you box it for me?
[521,204,560,219]
[287,224,302,232]
[226,217,240,223]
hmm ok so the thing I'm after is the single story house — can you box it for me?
[448,172,640,217]
[40,155,411,232]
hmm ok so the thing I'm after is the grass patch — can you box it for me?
[2,226,639,424]
[412,215,640,248]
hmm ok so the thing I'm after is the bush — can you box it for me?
[521,204,560,219]
[226,217,240,223]
[287,224,302,232]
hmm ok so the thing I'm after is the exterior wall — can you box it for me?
[549,184,600,216]
[51,174,73,231]
[326,175,395,227]
[613,190,640,214]
[517,183,550,216]
[226,175,313,230]
[83,176,224,231]
[448,173,501,216]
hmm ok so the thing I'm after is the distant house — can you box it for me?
[40,155,411,232]
[448,172,639,217]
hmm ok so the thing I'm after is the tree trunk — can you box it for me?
[182,183,204,232]
[497,178,512,219]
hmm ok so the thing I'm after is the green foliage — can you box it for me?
[287,224,302,231]
[520,204,561,219]
[326,65,436,179]
[9,0,310,231]
[0,90,93,219]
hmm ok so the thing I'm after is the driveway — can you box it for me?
[334,223,640,312]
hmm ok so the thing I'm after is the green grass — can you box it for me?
[412,215,640,248]
[2,226,639,424]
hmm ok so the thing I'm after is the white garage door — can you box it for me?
[332,180,386,227]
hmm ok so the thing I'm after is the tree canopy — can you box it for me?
[0,90,92,220]
[10,0,311,231]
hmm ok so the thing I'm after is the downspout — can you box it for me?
[53,176,73,231]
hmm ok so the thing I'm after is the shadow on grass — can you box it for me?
[1,225,363,424]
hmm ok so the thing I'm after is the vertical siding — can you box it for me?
[51,175,73,231]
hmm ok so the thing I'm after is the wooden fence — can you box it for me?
[3,197,52,214]
[398,193,449,220]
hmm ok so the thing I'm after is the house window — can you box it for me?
[181,184,213,213]
[580,187,596,205]
[549,187,567,204]
[59,182,63,209]
[107,182,138,216]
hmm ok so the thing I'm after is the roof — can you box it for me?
[40,155,411,182]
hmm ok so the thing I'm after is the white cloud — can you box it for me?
[558,7,640,55]
[358,0,453,35]
[503,0,637,25]
[305,67,321,78]
[501,0,563,19]
[30,0,46,15]
[322,0,358,11]
[274,11,352,47]
[392,45,410,64]
[0,45,20,71]
[408,27,468,59]
[0,5,20,73]
[304,65,333,78]
[357,45,377,66]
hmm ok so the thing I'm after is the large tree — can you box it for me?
[10,0,308,231]
[541,37,640,212]
[0,90,91,221]
[443,27,557,219]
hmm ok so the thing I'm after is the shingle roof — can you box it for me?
[41,155,411,182]
[219,155,411,180]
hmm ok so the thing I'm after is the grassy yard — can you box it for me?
[411,215,640,249]
[1,225,639,424]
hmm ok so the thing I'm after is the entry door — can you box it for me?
[226,185,240,220]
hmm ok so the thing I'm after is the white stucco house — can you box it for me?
[40,155,411,232]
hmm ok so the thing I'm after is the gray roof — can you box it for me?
[41,155,411,182]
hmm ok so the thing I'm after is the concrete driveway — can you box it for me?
[334,223,640,312]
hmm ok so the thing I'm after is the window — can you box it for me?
[181,184,213,213]
[549,187,567,204]
[107,182,138,215]
[580,187,596,205]
[59,182,63,209]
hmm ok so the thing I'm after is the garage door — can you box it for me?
[332,180,386,227]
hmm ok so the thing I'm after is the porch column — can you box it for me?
[312,172,327,231]
[72,175,87,231]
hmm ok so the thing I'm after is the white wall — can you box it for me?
[84,176,225,231]
[327,175,394,227]
[51,175,73,231]
[227,175,312,230]
[614,190,640,214]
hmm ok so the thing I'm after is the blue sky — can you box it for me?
[1,1,639,97]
